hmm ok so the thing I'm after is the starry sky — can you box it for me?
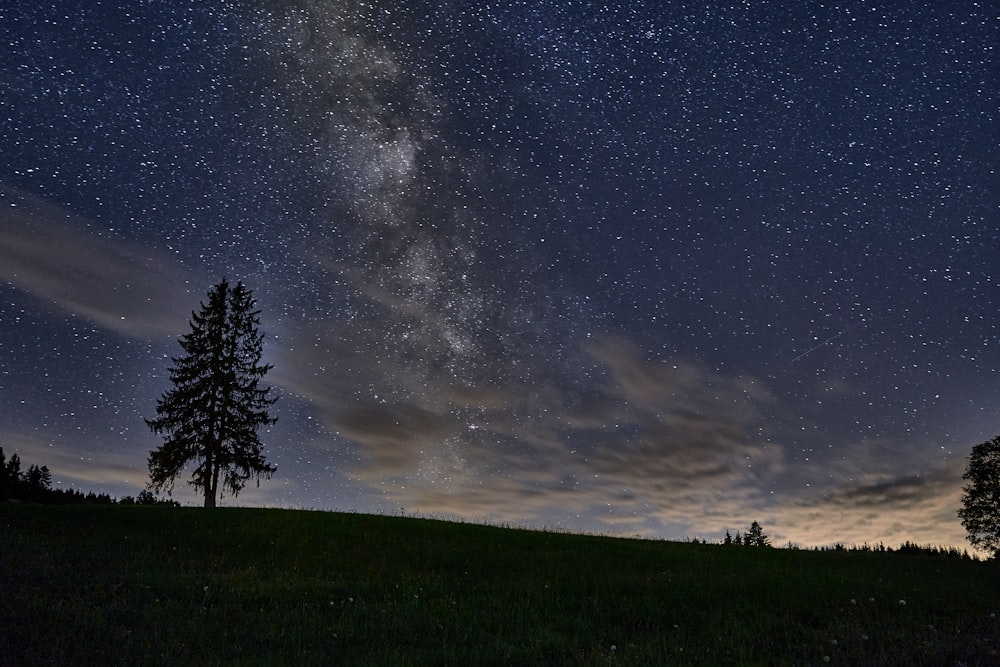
[1,1,997,549]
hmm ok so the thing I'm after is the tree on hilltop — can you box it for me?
[746,520,770,547]
[23,464,52,501]
[958,435,1000,557]
[0,448,15,500]
[146,278,278,507]
[0,450,28,501]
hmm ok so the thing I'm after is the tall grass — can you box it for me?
[1,504,996,665]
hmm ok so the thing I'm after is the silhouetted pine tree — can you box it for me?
[747,520,770,547]
[146,279,277,507]
[23,464,52,502]
[0,448,10,501]
[4,452,23,500]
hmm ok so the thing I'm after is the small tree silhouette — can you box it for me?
[0,448,12,501]
[23,464,52,501]
[746,520,770,547]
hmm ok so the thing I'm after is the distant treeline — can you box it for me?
[810,540,978,560]
[0,447,178,507]
[690,520,979,560]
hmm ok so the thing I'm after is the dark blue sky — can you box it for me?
[1,1,997,548]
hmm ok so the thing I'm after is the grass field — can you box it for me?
[1,504,997,665]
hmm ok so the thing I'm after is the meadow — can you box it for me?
[1,504,996,666]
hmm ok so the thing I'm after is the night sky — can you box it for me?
[2,1,997,549]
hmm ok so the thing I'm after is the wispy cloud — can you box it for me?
[1,429,147,495]
[301,331,785,532]
[773,462,967,549]
[0,185,200,339]
[275,322,969,548]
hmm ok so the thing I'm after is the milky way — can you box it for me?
[1,1,997,549]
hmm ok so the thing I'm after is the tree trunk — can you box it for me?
[204,457,220,507]
[203,444,218,508]
[204,482,216,508]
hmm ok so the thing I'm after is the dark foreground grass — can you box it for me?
[1,504,996,666]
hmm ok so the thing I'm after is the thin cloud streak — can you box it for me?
[2,429,147,495]
[0,185,200,339]
[775,462,967,548]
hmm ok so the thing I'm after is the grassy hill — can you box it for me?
[1,504,996,665]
